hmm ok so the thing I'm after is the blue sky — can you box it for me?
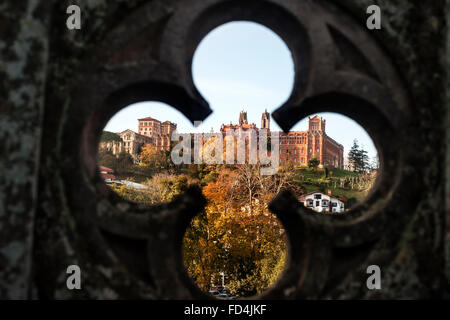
[105,21,377,161]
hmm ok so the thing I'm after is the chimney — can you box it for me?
[327,189,332,196]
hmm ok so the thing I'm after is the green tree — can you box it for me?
[99,150,117,171]
[348,139,370,173]
[140,144,171,170]
[160,175,189,201]
[359,148,369,173]
[348,139,359,172]
[308,157,320,170]
[101,131,122,142]
[116,151,134,174]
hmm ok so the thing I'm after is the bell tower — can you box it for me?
[261,109,270,130]
[239,110,248,125]
[308,115,325,133]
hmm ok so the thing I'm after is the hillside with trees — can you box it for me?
[98,141,377,297]
[101,131,122,142]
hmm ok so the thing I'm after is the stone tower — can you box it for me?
[261,109,270,130]
[308,115,326,132]
[239,110,248,125]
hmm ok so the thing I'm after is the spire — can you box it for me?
[239,110,248,125]
[261,109,270,130]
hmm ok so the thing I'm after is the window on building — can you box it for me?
[315,201,320,207]
[307,200,314,207]
[309,148,312,153]
[322,200,329,207]
[317,148,319,153]
[314,194,321,199]
[331,202,338,207]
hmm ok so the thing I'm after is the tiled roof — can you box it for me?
[119,129,134,134]
[99,166,114,173]
[299,191,342,201]
[138,116,160,121]
[135,132,153,140]
[279,131,308,136]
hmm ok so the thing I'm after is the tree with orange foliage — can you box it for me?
[183,164,291,297]
[139,144,169,169]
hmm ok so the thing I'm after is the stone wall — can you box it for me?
[0,0,448,299]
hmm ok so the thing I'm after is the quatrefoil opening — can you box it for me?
[75,0,410,299]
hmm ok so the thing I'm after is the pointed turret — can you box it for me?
[239,110,248,125]
[261,109,270,130]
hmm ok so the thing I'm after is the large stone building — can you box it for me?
[220,111,344,168]
[100,111,343,167]
[100,117,176,162]
[119,129,153,161]
[278,115,344,168]
[99,129,153,163]
[138,116,177,151]
[220,110,258,132]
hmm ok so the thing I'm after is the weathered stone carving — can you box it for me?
[0,0,448,299]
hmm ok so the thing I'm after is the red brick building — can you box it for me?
[102,112,343,168]
[278,115,344,168]
[220,112,344,168]
[138,116,176,151]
